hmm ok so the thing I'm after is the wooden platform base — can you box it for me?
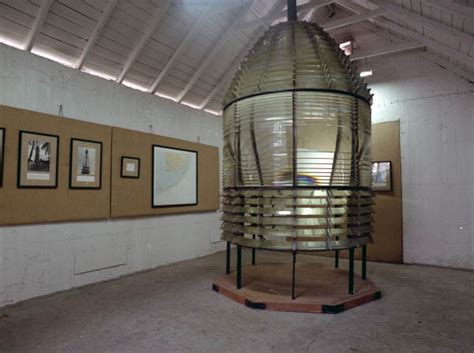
[213,262,381,314]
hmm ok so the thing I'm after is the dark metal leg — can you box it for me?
[237,245,242,289]
[252,235,256,265]
[291,251,297,300]
[349,248,355,295]
[335,236,339,268]
[362,245,367,280]
[226,241,231,275]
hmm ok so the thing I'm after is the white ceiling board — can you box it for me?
[0,0,472,116]
[2,0,39,18]
[0,3,36,29]
[59,0,107,21]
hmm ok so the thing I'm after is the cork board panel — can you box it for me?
[110,127,219,218]
[369,121,403,263]
[0,105,111,225]
[317,121,403,263]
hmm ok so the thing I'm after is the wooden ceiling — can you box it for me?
[0,0,473,115]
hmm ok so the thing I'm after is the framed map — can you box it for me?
[152,145,198,207]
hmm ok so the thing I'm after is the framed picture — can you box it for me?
[371,161,392,192]
[17,130,59,188]
[0,128,4,187]
[121,156,140,179]
[152,145,198,208]
[69,138,102,189]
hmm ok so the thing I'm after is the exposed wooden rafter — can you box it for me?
[75,0,118,70]
[198,0,288,110]
[24,0,55,51]
[351,41,424,60]
[199,38,256,110]
[337,0,474,70]
[323,8,385,31]
[116,0,172,83]
[176,1,263,102]
[377,1,474,46]
[420,0,474,19]
[148,9,208,94]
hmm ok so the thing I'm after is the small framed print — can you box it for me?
[121,156,140,179]
[0,128,5,187]
[69,138,102,189]
[17,130,59,188]
[152,145,198,208]
[371,161,392,192]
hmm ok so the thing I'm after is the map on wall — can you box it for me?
[152,145,197,207]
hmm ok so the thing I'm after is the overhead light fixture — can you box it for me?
[339,41,354,56]
[360,70,373,77]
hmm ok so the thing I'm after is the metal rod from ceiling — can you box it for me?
[287,0,297,21]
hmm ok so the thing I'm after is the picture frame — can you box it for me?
[121,156,140,179]
[69,138,102,189]
[0,128,4,187]
[152,145,198,208]
[17,130,59,189]
[371,161,392,192]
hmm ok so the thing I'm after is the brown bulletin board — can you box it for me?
[0,105,112,225]
[317,121,403,263]
[110,127,219,218]
[369,121,403,263]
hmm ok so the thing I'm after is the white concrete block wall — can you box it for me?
[0,43,473,306]
[368,51,474,269]
[0,44,224,307]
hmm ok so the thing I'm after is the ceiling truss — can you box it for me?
[0,0,471,115]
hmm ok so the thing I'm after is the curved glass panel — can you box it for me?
[221,21,373,251]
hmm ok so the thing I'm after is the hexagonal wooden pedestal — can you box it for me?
[213,262,381,314]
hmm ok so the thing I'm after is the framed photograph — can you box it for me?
[17,130,59,188]
[121,156,140,179]
[0,128,4,187]
[152,145,198,208]
[371,161,392,192]
[70,138,102,189]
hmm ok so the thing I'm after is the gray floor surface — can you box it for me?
[0,250,473,353]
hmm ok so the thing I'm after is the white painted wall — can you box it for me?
[0,44,224,307]
[368,51,474,269]
[0,43,472,307]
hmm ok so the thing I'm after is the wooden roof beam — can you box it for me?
[420,0,474,19]
[75,0,118,70]
[116,0,172,83]
[350,41,424,60]
[176,1,261,102]
[336,0,474,69]
[24,0,55,51]
[323,8,385,31]
[148,9,209,94]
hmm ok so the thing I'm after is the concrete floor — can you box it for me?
[0,250,473,353]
